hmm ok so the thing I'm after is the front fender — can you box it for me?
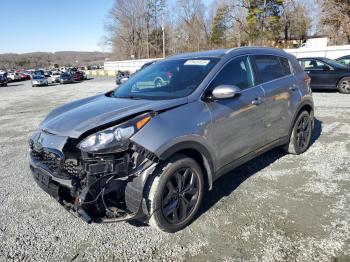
[130,101,216,188]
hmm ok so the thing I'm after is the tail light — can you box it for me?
[304,75,311,85]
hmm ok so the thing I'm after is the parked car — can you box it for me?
[51,71,61,83]
[115,71,130,85]
[298,57,350,93]
[59,73,73,84]
[44,71,52,78]
[28,47,314,232]
[335,55,350,67]
[31,75,48,87]
[7,72,21,81]
[82,70,87,80]
[0,74,7,87]
[72,71,84,81]
[19,72,31,81]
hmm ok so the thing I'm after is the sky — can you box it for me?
[0,0,115,54]
[0,0,215,54]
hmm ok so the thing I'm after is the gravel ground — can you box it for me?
[0,79,349,262]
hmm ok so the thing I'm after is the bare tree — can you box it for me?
[177,0,209,52]
[104,0,316,60]
[318,0,350,45]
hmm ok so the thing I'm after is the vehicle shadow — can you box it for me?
[195,117,322,222]
[310,118,322,147]
[312,88,338,93]
[7,83,24,87]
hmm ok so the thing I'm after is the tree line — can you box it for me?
[106,0,350,60]
[0,52,109,70]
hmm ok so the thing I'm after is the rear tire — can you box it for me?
[283,111,312,155]
[337,77,350,94]
[145,154,204,233]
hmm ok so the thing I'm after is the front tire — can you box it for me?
[337,77,350,94]
[284,111,312,155]
[146,155,204,233]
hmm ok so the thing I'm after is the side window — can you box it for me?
[303,59,326,70]
[254,55,288,83]
[279,57,292,75]
[209,56,255,90]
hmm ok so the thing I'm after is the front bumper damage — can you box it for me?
[28,130,158,223]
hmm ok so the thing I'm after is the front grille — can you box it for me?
[31,149,79,178]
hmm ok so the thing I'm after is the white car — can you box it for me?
[31,75,48,87]
[7,72,21,81]
[51,71,61,83]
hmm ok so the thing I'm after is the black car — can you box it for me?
[298,57,350,94]
[335,55,350,67]
[0,74,7,87]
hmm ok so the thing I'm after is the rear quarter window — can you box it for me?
[253,55,290,84]
[279,57,292,75]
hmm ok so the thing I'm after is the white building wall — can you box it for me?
[104,58,163,73]
[284,45,350,59]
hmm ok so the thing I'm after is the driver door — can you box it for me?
[206,56,266,170]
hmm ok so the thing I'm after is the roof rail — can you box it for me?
[225,48,236,54]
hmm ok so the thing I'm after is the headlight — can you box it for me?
[77,113,152,153]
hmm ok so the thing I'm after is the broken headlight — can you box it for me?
[78,113,152,153]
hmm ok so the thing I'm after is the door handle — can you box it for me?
[251,97,263,105]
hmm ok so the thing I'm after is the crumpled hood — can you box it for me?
[39,93,188,138]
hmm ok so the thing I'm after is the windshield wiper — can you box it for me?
[115,95,143,100]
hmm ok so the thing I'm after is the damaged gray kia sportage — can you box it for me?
[29,47,314,232]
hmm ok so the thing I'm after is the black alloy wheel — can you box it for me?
[161,167,199,225]
[146,155,204,233]
[295,114,312,150]
[284,110,312,155]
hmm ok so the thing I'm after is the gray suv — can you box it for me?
[29,47,314,232]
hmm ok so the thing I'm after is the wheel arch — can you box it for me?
[288,99,314,137]
[159,141,215,190]
[336,75,350,88]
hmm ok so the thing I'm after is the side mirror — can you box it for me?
[211,85,241,100]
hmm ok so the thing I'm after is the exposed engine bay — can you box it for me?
[29,130,158,223]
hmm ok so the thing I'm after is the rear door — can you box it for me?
[252,55,299,143]
[206,56,267,169]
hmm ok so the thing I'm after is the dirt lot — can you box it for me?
[0,79,349,262]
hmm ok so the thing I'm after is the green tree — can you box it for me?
[210,6,230,47]
[243,0,284,45]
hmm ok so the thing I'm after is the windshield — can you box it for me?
[33,75,44,79]
[113,58,219,100]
